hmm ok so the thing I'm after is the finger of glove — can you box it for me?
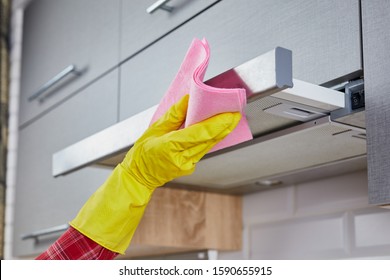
[138,95,189,142]
[129,112,240,187]
[168,112,241,154]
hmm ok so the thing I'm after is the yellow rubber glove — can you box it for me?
[70,95,241,254]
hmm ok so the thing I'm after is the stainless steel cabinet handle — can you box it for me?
[147,0,174,13]
[21,224,69,242]
[28,65,82,102]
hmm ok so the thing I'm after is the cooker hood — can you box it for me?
[52,47,366,193]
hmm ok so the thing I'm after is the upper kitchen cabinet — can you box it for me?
[361,0,390,206]
[119,0,362,120]
[13,70,118,257]
[120,0,219,61]
[19,0,120,126]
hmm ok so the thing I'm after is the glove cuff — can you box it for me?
[70,164,154,254]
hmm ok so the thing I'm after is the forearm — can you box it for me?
[36,95,239,260]
[35,226,118,260]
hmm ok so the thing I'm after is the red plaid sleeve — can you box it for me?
[35,226,118,260]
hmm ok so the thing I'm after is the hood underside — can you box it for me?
[52,47,366,194]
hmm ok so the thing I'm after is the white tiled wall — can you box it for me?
[219,170,390,260]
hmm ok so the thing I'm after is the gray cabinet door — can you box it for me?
[19,0,120,126]
[362,0,390,206]
[119,0,362,121]
[120,0,219,61]
[13,70,118,257]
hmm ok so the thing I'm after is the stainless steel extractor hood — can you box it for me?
[52,47,366,193]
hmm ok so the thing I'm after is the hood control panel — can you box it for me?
[331,79,365,122]
[349,80,365,110]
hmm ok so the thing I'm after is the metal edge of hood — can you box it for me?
[52,47,346,178]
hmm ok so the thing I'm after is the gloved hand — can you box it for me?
[70,94,241,254]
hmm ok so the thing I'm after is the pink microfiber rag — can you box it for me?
[150,38,253,152]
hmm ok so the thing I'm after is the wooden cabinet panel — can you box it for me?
[19,0,120,126]
[13,71,118,257]
[123,188,242,258]
[119,0,362,120]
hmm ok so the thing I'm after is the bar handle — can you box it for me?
[21,224,69,241]
[28,65,82,102]
[147,0,174,14]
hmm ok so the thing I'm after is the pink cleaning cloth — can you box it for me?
[150,38,253,152]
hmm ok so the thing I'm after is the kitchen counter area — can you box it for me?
[3,0,390,260]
